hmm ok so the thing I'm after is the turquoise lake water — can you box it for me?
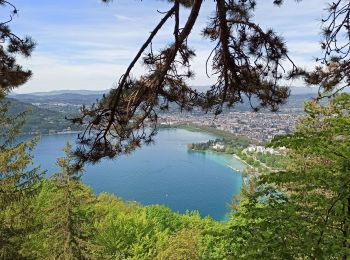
[31,128,245,220]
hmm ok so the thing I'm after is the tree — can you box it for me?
[0,100,43,259]
[227,94,350,259]
[34,143,97,259]
[0,3,40,257]
[69,0,350,168]
[0,0,35,97]
[221,3,350,257]
[73,0,300,165]
[156,228,200,260]
[302,1,350,99]
[271,94,350,258]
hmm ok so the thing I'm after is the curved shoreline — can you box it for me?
[188,148,247,173]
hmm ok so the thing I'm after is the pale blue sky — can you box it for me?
[5,0,327,93]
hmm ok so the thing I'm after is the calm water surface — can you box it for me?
[31,129,245,220]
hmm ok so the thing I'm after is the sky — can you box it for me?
[3,0,328,93]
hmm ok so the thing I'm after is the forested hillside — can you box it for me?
[6,98,80,134]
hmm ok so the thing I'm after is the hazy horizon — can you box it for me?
[11,86,321,96]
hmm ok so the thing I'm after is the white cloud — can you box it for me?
[114,14,134,22]
[13,0,329,93]
[17,54,137,93]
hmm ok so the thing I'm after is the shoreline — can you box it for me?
[232,154,251,169]
[188,148,248,174]
[226,164,244,173]
[179,124,255,174]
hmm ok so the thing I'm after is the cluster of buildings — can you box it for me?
[32,102,80,113]
[159,111,299,142]
[242,144,287,154]
[212,142,225,150]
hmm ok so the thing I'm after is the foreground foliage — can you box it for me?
[19,181,227,259]
[0,101,43,259]
[229,93,350,259]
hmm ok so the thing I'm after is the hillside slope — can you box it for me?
[6,98,80,134]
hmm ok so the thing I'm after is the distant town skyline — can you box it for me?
[9,0,325,93]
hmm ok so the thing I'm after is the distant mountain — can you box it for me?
[11,89,108,96]
[212,93,315,114]
[10,88,318,117]
[11,86,321,97]
[193,86,321,95]
[10,93,104,106]
[289,86,320,95]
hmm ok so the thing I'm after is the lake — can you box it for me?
[31,128,245,220]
